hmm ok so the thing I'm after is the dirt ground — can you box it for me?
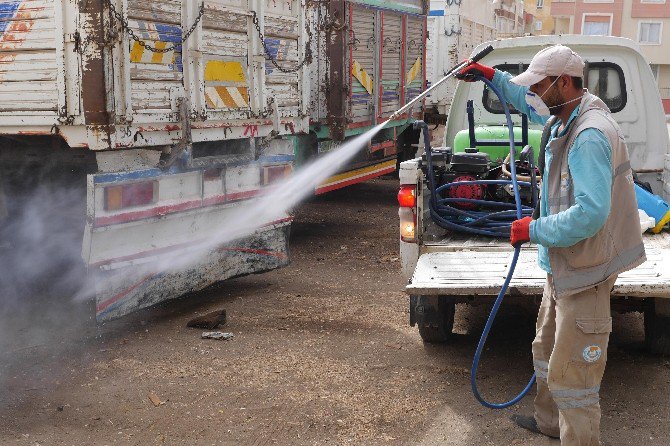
[1,176,670,445]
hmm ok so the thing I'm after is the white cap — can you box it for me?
[510,44,585,87]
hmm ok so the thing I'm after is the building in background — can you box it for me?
[550,0,670,114]
[493,0,526,36]
[524,0,555,35]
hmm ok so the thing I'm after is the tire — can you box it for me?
[644,300,670,356]
[413,296,456,344]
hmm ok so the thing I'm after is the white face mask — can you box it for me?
[525,76,582,117]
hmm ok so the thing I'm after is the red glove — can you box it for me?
[510,217,533,247]
[455,62,495,82]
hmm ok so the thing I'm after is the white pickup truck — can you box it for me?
[399,36,670,354]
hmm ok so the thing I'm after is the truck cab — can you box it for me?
[398,36,670,353]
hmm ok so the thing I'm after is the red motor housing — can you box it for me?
[449,175,484,209]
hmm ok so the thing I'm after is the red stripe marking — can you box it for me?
[96,274,154,313]
[90,217,294,268]
[315,165,395,195]
[95,190,262,227]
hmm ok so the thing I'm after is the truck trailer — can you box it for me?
[307,0,428,193]
[0,0,310,320]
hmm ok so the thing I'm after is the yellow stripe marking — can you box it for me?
[205,60,246,82]
[130,40,174,65]
[204,86,250,109]
[151,41,167,63]
[352,60,374,94]
[321,160,396,185]
[406,57,421,85]
[130,41,145,63]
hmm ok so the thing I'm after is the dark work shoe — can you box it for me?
[510,414,560,440]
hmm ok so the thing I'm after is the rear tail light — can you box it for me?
[398,184,418,242]
[398,185,416,208]
[399,208,417,242]
[104,181,156,211]
[262,164,293,186]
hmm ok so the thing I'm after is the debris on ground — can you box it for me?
[147,392,163,407]
[187,309,227,330]
[201,331,234,341]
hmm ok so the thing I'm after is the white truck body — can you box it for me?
[400,36,670,349]
[0,0,309,320]
[425,0,496,120]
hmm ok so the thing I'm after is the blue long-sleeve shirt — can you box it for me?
[491,70,613,273]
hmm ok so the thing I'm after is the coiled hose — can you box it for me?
[418,75,536,409]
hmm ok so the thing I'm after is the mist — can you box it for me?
[0,123,389,381]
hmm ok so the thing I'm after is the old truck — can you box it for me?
[0,0,310,320]
[398,36,670,354]
[307,0,427,193]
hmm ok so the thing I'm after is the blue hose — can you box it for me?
[420,76,536,409]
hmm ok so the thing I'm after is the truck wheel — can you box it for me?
[644,299,670,356]
[411,295,455,344]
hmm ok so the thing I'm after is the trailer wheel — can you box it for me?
[411,295,455,344]
[644,299,670,356]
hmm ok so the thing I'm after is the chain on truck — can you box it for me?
[398,36,670,361]
[0,0,430,320]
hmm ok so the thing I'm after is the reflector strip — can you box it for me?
[352,60,374,95]
[406,56,422,86]
[316,160,396,195]
[205,86,250,109]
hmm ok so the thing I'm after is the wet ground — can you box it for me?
[1,177,669,445]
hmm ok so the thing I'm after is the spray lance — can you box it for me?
[387,45,494,122]
[394,45,537,409]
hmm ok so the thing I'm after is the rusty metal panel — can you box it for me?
[404,14,424,105]
[200,0,252,118]
[0,0,60,113]
[126,0,183,114]
[263,0,301,110]
[307,2,328,122]
[379,11,402,119]
[348,4,375,125]
[0,0,310,148]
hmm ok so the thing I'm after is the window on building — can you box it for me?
[650,64,660,82]
[639,22,662,44]
[583,16,611,36]
[537,0,544,8]
[535,20,543,31]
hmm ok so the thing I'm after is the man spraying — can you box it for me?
[457,45,646,445]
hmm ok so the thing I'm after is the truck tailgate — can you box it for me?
[407,232,670,298]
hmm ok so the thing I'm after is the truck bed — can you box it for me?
[407,232,670,298]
